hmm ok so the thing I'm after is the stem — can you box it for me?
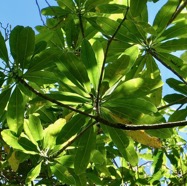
[16,76,187,131]
[167,0,187,26]
[52,121,97,158]
[78,10,85,38]
[158,96,187,110]
[97,117,187,130]
[16,75,96,119]
[149,49,187,85]
[96,7,129,115]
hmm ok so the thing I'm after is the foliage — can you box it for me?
[0,0,187,185]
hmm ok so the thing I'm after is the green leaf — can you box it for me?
[23,71,57,85]
[81,39,99,91]
[18,133,40,154]
[34,41,47,55]
[74,127,95,175]
[28,49,59,72]
[50,163,75,185]
[42,6,70,16]
[167,78,187,95]
[24,115,44,143]
[102,125,129,157]
[96,4,126,14]
[102,98,157,123]
[57,0,76,11]
[7,86,25,134]
[153,0,179,34]
[164,93,187,104]
[56,53,90,93]
[156,38,187,52]
[0,31,8,63]
[105,45,139,86]
[160,21,187,41]
[1,129,25,151]
[124,140,138,166]
[9,26,35,69]
[0,88,11,114]
[169,108,187,122]
[155,53,187,80]
[130,0,147,17]
[56,114,86,145]
[85,0,112,10]
[25,161,42,184]
[43,118,66,149]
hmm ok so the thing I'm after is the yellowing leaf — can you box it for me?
[8,151,20,172]
[109,113,162,148]
[126,130,162,148]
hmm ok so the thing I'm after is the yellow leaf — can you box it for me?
[126,130,162,148]
[109,112,162,148]
[8,151,20,172]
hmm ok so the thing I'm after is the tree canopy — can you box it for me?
[0,0,187,185]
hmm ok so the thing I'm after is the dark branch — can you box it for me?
[51,121,97,158]
[35,0,46,26]
[167,0,187,26]
[16,75,187,131]
[96,7,130,115]
[149,49,187,86]
[97,117,187,130]
[158,96,187,110]
[16,75,95,119]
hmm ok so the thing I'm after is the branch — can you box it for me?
[97,117,187,130]
[77,10,85,38]
[96,7,130,115]
[167,0,187,26]
[149,49,187,86]
[35,0,46,26]
[51,121,97,158]
[158,96,187,110]
[16,75,96,119]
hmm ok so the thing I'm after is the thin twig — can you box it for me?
[149,49,187,85]
[15,75,187,131]
[16,75,96,119]
[96,7,130,115]
[51,121,97,158]
[167,0,187,26]
[158,96,187,110]
[35,0,46,26]
[77,10,85,38]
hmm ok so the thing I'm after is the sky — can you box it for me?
[0,0,176,96]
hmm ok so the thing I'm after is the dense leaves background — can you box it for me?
[0,0,187,185]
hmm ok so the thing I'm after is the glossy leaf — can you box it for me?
[167,78,187,95]
[25,161,42,184]
[8,151,20,172]
[1,129,25,152]
[24,115,43,143]
[28,49,59,72]
[153,0,179,34]
[74,127,95,175]
[23,71,57,85]
[43,118,66,149]
[9,26,35,69]
[7,86,25,134]
[56,114,86,144]
[81,39,99,91]
[103,97,157,115]
[130,0,147,17]
[0,88,11,114]
[18,133,40,154]
[56,53,90,92]
[50,163,75,185]
[169,109,187,122]
[157,38,187,52]
[0,31,8,63]
[126,130,162,148]
[57,0,75,11]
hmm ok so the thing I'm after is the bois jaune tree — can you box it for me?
[0,0,187,185]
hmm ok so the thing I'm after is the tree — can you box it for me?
[0,0,187,185]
